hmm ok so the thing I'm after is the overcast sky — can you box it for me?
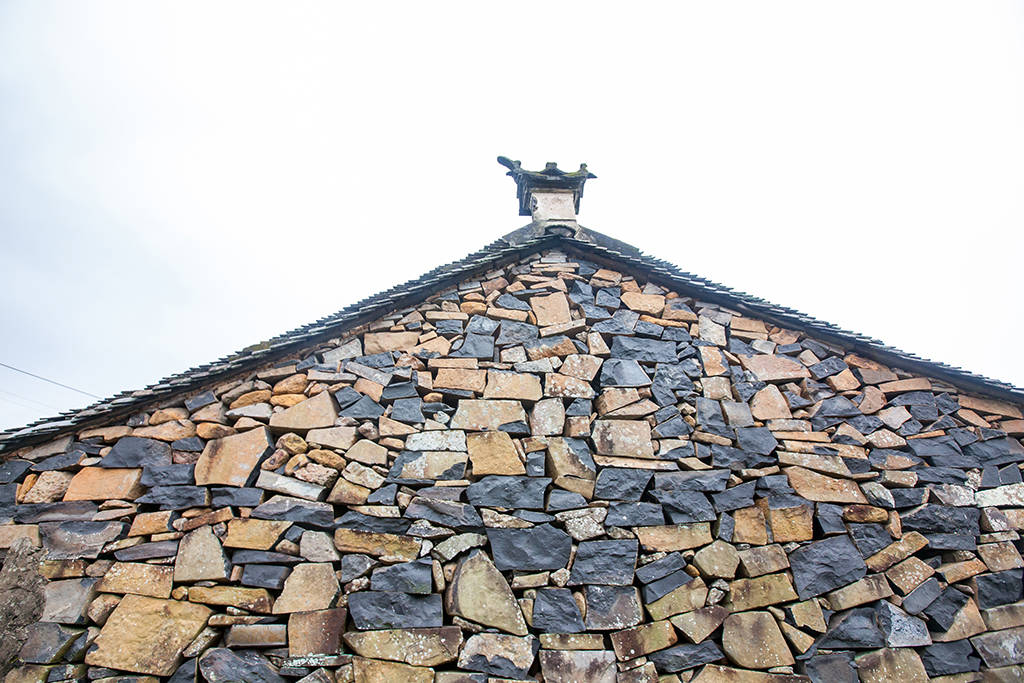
[0,2,1022,431]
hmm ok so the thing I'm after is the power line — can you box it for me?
[0,389,62,411]
[0,362,102,399]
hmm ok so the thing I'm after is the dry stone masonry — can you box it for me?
[3,248,1024,682]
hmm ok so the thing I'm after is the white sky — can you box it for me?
[1,1,1022,431]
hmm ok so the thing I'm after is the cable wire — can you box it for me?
[0,362,102,399]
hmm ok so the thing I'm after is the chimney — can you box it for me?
[497,157,596,235]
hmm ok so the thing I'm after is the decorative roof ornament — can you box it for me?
[497,156,596,217]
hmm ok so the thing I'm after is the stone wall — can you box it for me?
[2,249,1024,682]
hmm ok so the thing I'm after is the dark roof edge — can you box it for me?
[559,232,1024,404]
[2,225,1021,453]
[0,232,560,453]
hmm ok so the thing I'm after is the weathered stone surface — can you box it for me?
[195,427,273,487]
[40,577,97,624]
[671,605,729,644]
[85,594,212,676]
[273,562,339,613]
[728,573,798,611]
[591,420,655,458]
[450,399,527,430]
[750,385,792,420]
[585,585,644,630]
[39,521,125,559]
[188,585,273,613]
[826,573,893,610]
[466,431,525,475]
[739,354,810,382]
[305,425,358,450]
[63,467,144,501]
[721,612,793,669]
[610,619,678,660]
[531,292,571,326]
[446,549,528,634]
[784,466,866,503]
[287,607,346,656]
[539,649,617,683]
[96,562,173,598]
[694,539,740,579]
[344,438,388,464]
[364,331,420,353]
[334,528,420,562]
[223,518,291,550]
[344,626,462,666]
[855,647,928,683]
[390,450,468,481]
[635,523,713,552]
[458,632,536,679]
[269,391,337,431]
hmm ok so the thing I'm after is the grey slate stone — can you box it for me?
[653,489,717,524]
[920,641,981,677]
[0,459,32,484]
[647,642,724,672]
[605,502,665,527]
[568,539,638,585]
[902,505,980,536]
[340,554,376,582]
[390,398,425,423]
[636,553,686,584]
[583,585,643,630]
[818,606,885,649]
[466,476,551,510]
[251,495,334,528]
[39,521,126,560]
[347,591,443,629]
[975,569,1023,609]
[598,359,651,387]
[594,468,652,501]
[199,648,285,683]
[532,588,585,634]
[19,622,84,664]
[101,436,171,468]
[789,535,867,600]
[734,427,779,455]
[902,577,942,615]
[804,653,857,683]
[653,469,730,492]
[140,464,195,487]
[241,564,291,590]
[924,587,970,631]
[370,558,433,594]
[609,336,677,363]
[642,569,693,603]
[135,485,208,510]
[487,524,572,572]
[404,497,483,530]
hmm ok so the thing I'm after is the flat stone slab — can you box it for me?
[85,594,212,676]
[194,427,273,487]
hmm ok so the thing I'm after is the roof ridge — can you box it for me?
[2,227,1021,452]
